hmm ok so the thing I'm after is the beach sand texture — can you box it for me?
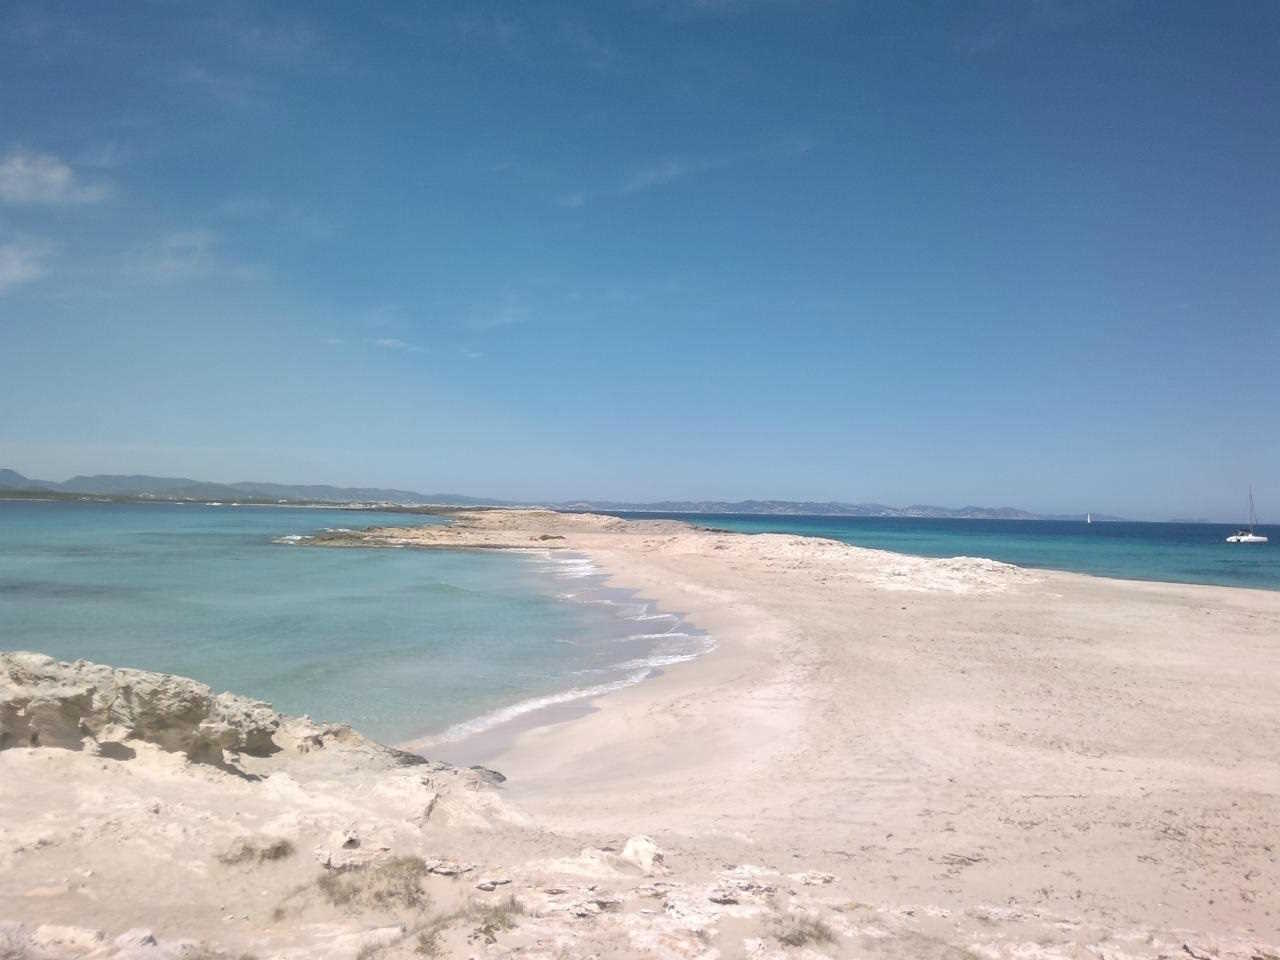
[3,509,1278,959]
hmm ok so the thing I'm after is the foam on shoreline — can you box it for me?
[405,668,654,750]
[394,550,711,761]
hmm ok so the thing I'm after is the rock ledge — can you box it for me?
[1,651,280,763]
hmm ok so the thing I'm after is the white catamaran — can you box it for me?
[1226,487,1268,543]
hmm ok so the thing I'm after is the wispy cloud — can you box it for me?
[359,304,413,330]
[557,154,726,208]
[123,230,252,283]
[173,64,264,106]
[621,156,725,194]
[559,136,814,209]
[466,293,529,331]
[370,337,424,353]
[0,238,54,294]
[217,10,350,75]
[169,11,341,110]
[132,230,216,279]
[0,150,114,205]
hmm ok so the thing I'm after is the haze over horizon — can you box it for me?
[3,2,1277,522]
[0,461,1245,523]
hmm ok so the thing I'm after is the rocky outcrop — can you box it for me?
[0,651,280,763]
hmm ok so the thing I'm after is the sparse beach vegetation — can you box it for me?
[316,856,431,911]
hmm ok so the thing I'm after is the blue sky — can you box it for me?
[1,1,1277,519]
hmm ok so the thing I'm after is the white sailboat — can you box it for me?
[1226,487,1268,543]
[1086,512,1092,524]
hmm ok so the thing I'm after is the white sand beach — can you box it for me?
[4,509,1279,959]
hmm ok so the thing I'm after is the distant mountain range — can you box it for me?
[0,467,1125,520]
[0,469,496,506]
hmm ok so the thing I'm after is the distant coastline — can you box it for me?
[0,467,490,508]
[0,487,458,513]
[1,465,1125,521]
[585,502,1129,522]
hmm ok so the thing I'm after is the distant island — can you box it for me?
[0,467,1124,521]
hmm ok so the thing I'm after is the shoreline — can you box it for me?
[631,514,1280,594]
[312,509,1280,767]
[392,549,712,766]
[318,511,1280,936]
[313,508,1280,594]
[5,508,1279,958]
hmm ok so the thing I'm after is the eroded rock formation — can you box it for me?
[0,651,279,763]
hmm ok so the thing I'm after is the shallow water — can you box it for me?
[0,501,705,744]
[609,513,1280,591]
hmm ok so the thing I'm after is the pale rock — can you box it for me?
[637,881,674,898]
[544,846,627,878]
[621,834,665,873]
[114,928,158,948]
[0,652,279,764]
[0,927,32,960]
[659,890,721,928]
[722,865,778,897]
[426,858,473,876]
[789,870,837,886]
[32,923,104,950]
[469,764,507,784]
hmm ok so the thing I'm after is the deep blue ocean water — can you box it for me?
[610,513,1280,591]
[0,501,702,745]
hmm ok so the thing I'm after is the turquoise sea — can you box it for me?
[3,503,1275,752]
[612,513,1280,591]
[0,501,704,746]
